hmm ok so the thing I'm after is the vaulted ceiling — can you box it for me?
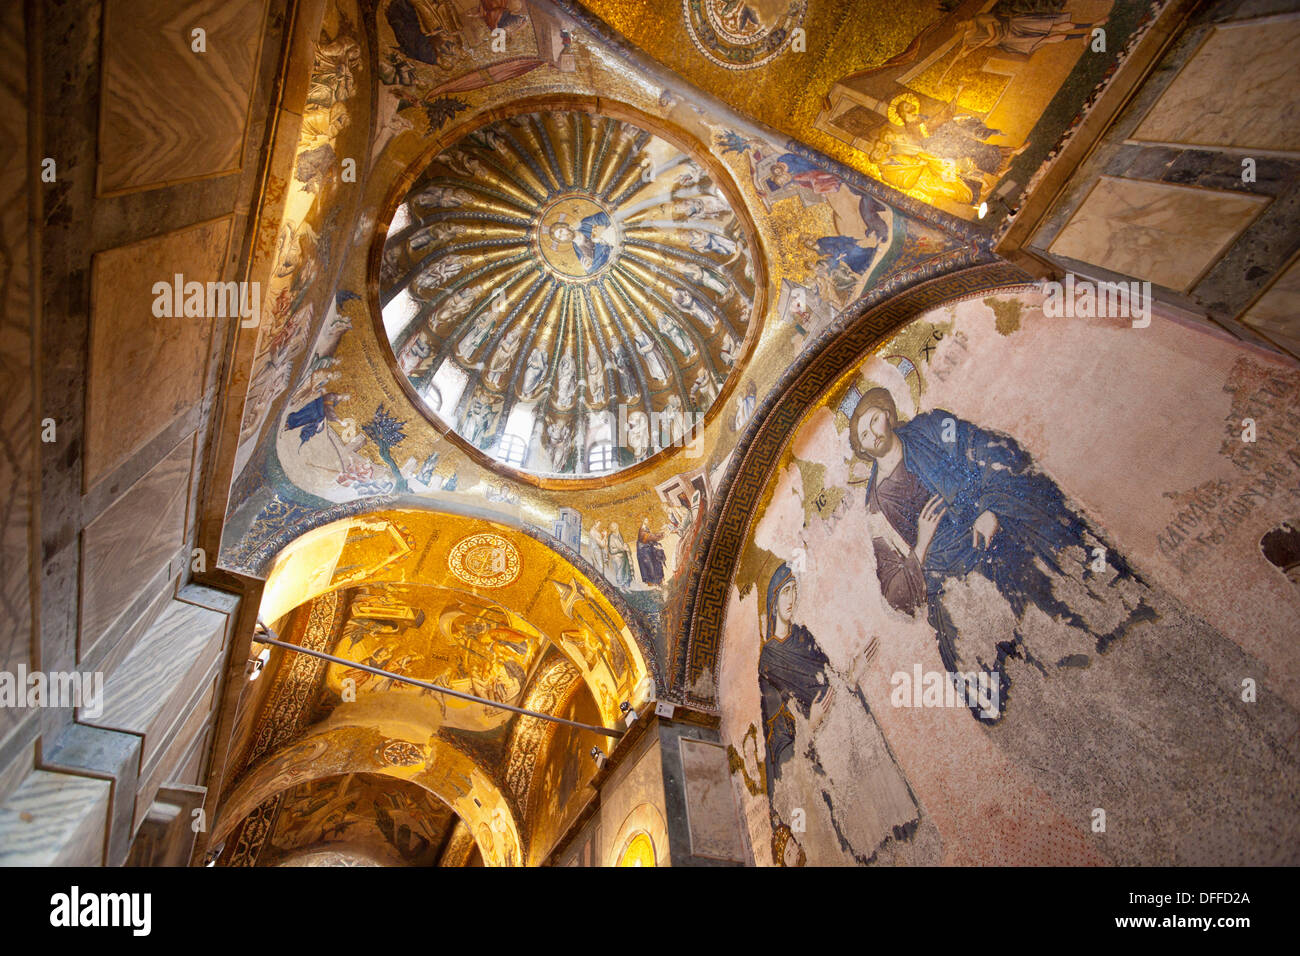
[571,0,1155,222]
[379,106,761,478]
[217,509,645,865]
[212,0,1176,866]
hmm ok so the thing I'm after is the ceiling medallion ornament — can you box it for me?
[379,106,761,480]
[682,0,808,70]
[378,739,424,767]
[447,533,523,588]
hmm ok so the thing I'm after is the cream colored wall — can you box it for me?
[0,0,285,867]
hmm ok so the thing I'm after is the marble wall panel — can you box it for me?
[678,737,745,862]
[1048,177,1268,292]
[0,770,112,866]
[0,0,33,754]
[1241,254,1300,355]
[79,435,194,661]
[134,672,218,830]
[1131,15,1300,154]
[98,0,269,194]
[85,217,230,488]
[83,598,228,770]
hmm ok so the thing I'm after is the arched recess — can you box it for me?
[609,802,669,867]
[678,262,1033,704]
[211,716,523,866]
[216,504,656,866]
[678,275,1300,869]
[256,505,659,721]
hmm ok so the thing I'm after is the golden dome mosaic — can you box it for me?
[378,108,760,479]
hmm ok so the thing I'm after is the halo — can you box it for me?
[887,92,922,127]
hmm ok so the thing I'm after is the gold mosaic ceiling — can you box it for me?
[575,0,1139,220]
[219,510,650,865]
[378,106,761,479]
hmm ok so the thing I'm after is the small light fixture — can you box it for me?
[590,746,608,770]
[978,181,1019,221]
[620,701,636,725]
[246,646,270,681]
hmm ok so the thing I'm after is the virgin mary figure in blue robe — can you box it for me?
[757,562,921,864]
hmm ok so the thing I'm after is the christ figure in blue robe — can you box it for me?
[849,387,1152,722]
[549,211,614,275]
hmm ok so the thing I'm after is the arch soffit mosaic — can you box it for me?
[213,720,526,866]
[256,507,657,722]
[221,573,603,866]
[219,506,648,865]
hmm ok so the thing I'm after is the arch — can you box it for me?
[677,264,1034,704]
[615,831,656,867]
[212,710,524,867]
[610,801,669,867]
[219,504,664,867]
[253,504,661,715]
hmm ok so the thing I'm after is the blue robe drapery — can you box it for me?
[574,211,613,274]
[815,235,877,275]
[758,622,830,799]
[866,409,1085,599]
[864,410,1140,712]
[636,527,666,586]
[285,396,331,445]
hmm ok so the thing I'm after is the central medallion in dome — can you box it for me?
[537,195,618,279]
[378,106,762,481]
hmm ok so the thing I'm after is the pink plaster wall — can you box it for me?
[719,293,1300,866]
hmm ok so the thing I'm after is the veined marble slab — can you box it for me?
[1131,15,1300,154]
[134,668,218,831]
[678,737,746,862]
[98,0,269,194]
[82,598,227,771]
[0,0,33,752]
[0,769,111,866]
[1242,254,1300,355]
[85,217,229,489]
[80,435,193,663]
[1048,177,1268,292]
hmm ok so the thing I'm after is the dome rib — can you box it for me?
[379,107,760,479]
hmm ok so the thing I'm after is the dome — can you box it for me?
[377,106,761,480]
